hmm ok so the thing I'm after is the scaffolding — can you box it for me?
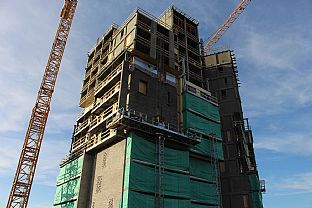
[233,118,256,174]
[210,134,222,207]
[107,108,200,146]
[105,107,223,207]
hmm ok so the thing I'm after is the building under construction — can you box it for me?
[53,6,264,208]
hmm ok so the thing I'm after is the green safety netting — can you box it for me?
[56,156,84,184]
[165,197,191,208]
[192,138,224,160]
[127,132,189,171]
[126,161,190,198]
[249,174,264,208]
[124,190,191,208]
[54,155,84,207]
[183,92,224,160]
[191,203,220,208]
[190,179,219,205]
[122,150,131,208]
[249,174,260,191]
[190,157,216,181]
[123,190,220,208]
[251,192,263,208]
[183,92,220,123]
[54,201,77,208]
[184,111,221,138]
[122,132,222,207]
[54,177,80,205]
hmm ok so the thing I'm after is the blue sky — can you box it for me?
[0,0,312,207]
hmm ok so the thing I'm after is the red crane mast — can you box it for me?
[6,1,78,207]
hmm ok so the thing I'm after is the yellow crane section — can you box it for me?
[204,0,251,54]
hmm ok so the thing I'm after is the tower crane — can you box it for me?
[204,0,251,54]
[6,0,78,207]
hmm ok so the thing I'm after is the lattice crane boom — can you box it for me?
[204,0,251,54]
[6,1,78,207]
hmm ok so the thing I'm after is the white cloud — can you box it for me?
[34,137,71,186]
[0,0,83,133]
[277,172,312,192]
[255,134,312,155]
[268,172,312,196]
[234,24,312,117]
[242,29,311,71]
[30,203,53,208]
[0,137,21,175]
[0,136,70,186]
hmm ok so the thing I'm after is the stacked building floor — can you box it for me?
[53,6,264,208]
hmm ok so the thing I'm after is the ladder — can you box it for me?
[155,134,165,208]
[211,134,222,207]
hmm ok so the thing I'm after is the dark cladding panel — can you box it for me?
[127,67,178,126]
[231,177,250,193]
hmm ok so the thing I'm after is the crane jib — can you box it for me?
[204,0,251,54]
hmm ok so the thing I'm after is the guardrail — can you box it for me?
[90,102,118,129]
[137,7,171,31]
[80,88,94,105]
[188,56,201,68]
[95,64,122,93]
[109,108,178,133]
[188,45,200,55]
[137,20,151,31]
[94,82,121,108]
[185,81,218,104]
[72,134,88,151]
[75,119,89,134]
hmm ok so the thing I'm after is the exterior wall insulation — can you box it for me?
[90,140,126,208]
